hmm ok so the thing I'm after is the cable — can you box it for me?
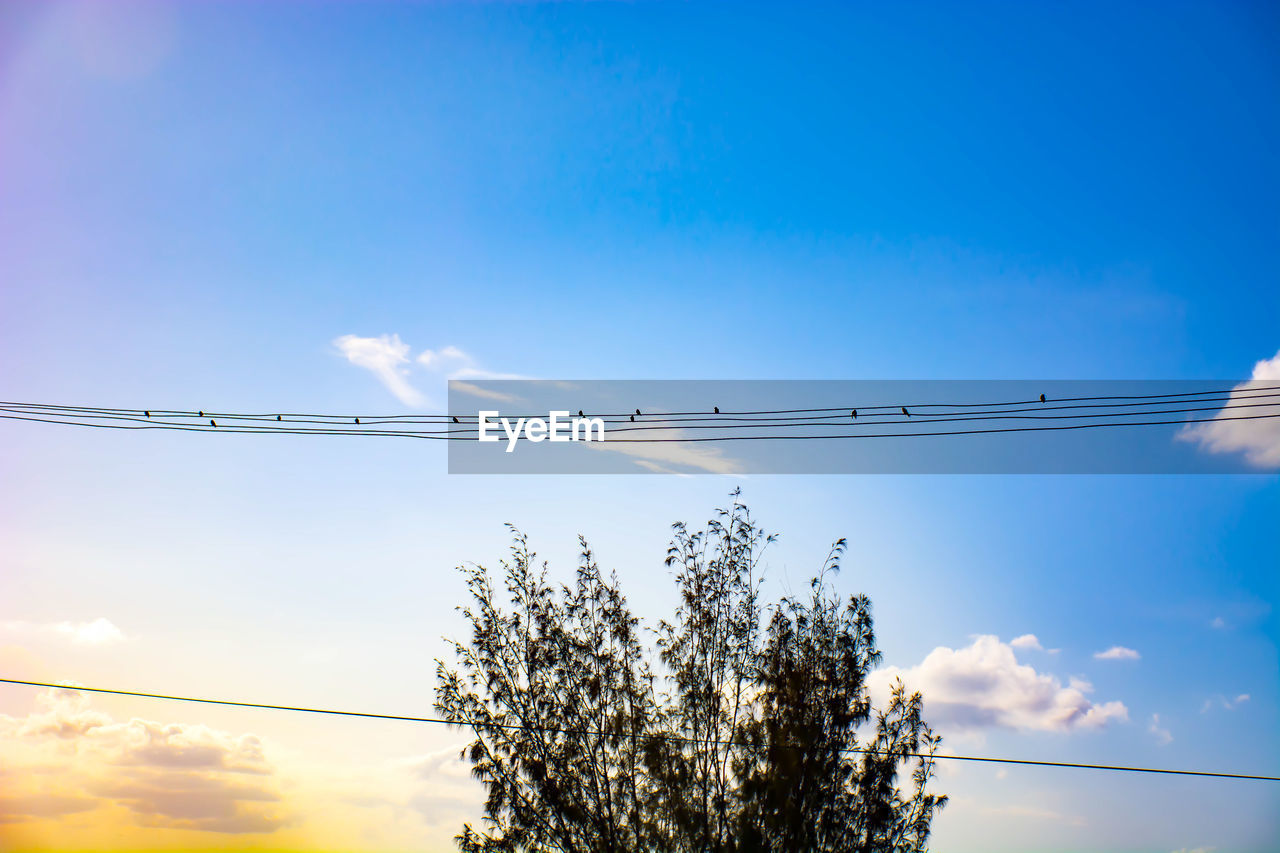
[3,383,1278,421]
[2,410,1278,442]
[1,678,1275,782]
[3,393,1280,432]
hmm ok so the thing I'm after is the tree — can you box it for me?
[435,492,946,852]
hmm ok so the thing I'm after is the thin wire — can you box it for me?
[1,678,1275,782]
[2,410,1278,442]
[3,393,1279,431]
[2,383,1278,421]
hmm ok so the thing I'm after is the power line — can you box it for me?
[1,678,1275,782]
[4,393,1280,432]
[3,384,1279,423]
[2,409,1277,442]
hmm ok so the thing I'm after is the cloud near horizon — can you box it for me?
[868,635,1129,734]
[0,687,291,835]
[1179,348,1280,469]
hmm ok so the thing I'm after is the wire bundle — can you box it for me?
[1,385,1278,442]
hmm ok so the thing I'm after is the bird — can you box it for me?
[714,406,720,414]
[198,411,204,417]
[630,414,635,422]
[901,407,910,417]
[210,419,217,427]
[354,418,360,424]
[635,409,641,416]
[579,410,584,418]
[276,415,282,421]
[1039,393,1046,403]
[452,416,459,423]
[851,409,857,419]
[144,411,151,418]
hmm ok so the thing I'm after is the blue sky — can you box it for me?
[1,1,1277,850]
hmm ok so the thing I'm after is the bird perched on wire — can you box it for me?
[276,415,282,421]
[714,406,720,414]
[210,419,217,427]
[901,407,910,417]
[579,410,584,418]
[452,416,459,423]
[1039,393,1046,403]
[629,414,634,422]
[199,411,204,417]
[851,409,857,419]
[354,418,360,424]
[635,408,641,416]
[144,411,151,418]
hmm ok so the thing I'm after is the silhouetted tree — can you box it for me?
[435,492,946,852]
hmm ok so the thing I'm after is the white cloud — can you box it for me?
[55,617,126,645]
[1209,616,1226,629]
[1,618,127,646]
[1201,693,1250,713]
[417,346,526,382]
[1179,349,1280,469]
[1010,634,1043,651]
[976,802,1085,825]
[1148,713,1172,746]
[335,337,527,406]
[867,635,1128,734]
[584,424,745,475]
[1093,646,1140,661]
[415,346,469,369]
[449,381,522,403]
[334,334,424,406]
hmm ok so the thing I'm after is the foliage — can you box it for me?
[435,491,946,852]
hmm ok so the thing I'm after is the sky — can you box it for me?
[0,1,1278,851]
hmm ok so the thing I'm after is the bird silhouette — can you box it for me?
[901,407,910,417]
[714,406,720,414]
[144,411,151,418]
[1039,393,1046,403]
[354,418,360,424]
[579,410,584,418]
[276,415,282,421]
[635,409,641,416]
[629,414,635,422]
[198,411,204,417]
[851,409,857,419]
[452,416,459,423]
[210,419,217,427]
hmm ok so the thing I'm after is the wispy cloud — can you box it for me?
[1,617,127,646]
[1179,348,1280,469]
[867,635,1128,734]
[335,336,527,406]
[449,381,522,403]
[1200,693,1250,713]
[334,334,424,406]
[1148,713,1173,746]
[585,424,745,475]
[55,617,126,645]
[1093,646,1140,661]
